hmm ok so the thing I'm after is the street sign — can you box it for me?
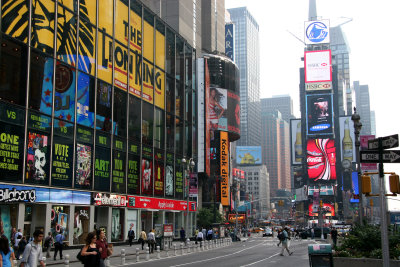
[360,150,400,163]
[368,134,399,150]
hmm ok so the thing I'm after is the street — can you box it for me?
[50,235,319,267]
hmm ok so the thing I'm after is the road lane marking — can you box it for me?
[240,252,281,266]
[169,241,268,267]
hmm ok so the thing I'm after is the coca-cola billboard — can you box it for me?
[307,138,336,181]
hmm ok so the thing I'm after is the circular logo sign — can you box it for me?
[55,64,73,93]
[306,21,329,43]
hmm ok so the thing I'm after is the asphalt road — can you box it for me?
[61,236,318,267]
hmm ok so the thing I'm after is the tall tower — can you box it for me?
[353,81,372,135]
[228,7,261,146]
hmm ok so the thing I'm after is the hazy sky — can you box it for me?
[225,0,400,211]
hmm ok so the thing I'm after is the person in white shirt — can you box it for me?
[197,231,204,245]
[147,230,155,253]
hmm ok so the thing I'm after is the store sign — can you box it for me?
[305,82,332,91]
[220,131,229,206]
[0,187,36,203]
[127,196,196,211]
[93,193,126,207]
[163,224,173,237]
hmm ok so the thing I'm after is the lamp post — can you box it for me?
[182,157,195,239]
[351,107,363,225]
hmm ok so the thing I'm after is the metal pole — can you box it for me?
[378,138,390,267]
[355,131,363,225]
[186,165,189,240]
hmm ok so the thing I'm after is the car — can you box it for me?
[263,228,273,237]
[251,227,264,233]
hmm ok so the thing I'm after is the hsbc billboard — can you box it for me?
[304,50,332,83]
[305,81,332,91]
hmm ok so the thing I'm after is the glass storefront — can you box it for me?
[73,207,90,245]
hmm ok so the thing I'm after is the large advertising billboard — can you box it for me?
[339,117,356,163]
[227,90,240,135]
[236,146,262,165]
[308,185,334,196]
[293,165,306,188]
[209,87,228,131]
[306,94,333,135]
[290,119,303,165]
[304,20,330,45]
[307,138,336,181]
[304,50,332,83]
[308,203,335,217]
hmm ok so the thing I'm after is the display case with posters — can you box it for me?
[51,206,69,240]
[73,207,90,244]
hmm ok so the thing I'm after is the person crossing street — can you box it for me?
[279,227,293,256]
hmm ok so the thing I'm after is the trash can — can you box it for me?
[308,244,333,267]
[156,236,164,250]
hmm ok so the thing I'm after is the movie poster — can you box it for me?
[165,165,174,196]
[306,94,333,135]
[0,206,11,242]
[141,159,153,195]
[111,208,122,242]
[51,136,73,187]
[26,132,50,184]
[76,144,92,187]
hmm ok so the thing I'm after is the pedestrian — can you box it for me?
[207,229,213,240]
[311,228,315,239]
[80,232,100,267]
[95,230,109,267]
[197,230,203,245]
[17,236,27,260]
[277,229,283,247]
[53,230,65,260]
[14,229,22,256]
[138,230,147,250]
[180,227,186,242]
[128,226,135,247]
[331,227,338,247]
[279,227,293,256]
[147,229,155,253]
[43,232,53,258]
[0,235,16,267]
[10,228,16,249]
[20,229,45,267]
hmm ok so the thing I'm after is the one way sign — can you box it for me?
[368,134,398,150]
[360,150,400,163]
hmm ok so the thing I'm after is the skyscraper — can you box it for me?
[261,95,294,123]
[228,7,261,146]
[353,81,372,135]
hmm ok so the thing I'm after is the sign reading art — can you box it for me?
[220,131,229,206]
[93,193,127,207]
[127,196,196,211]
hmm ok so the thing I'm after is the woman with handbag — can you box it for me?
[95,230,110,267]
[81,232,100,267]
[0,236,16,267]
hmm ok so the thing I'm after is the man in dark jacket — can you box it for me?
[180,227,186,242]
[331,228,338,246]
[128,226,135,246]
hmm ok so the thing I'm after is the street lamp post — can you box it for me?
[182,157,195,240]
[351,107,363,225]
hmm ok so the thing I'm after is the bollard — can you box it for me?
[201,241,204,251]
[188,242,191,253]
[121,249,126,265]
[174,244,177,256]
[105,257,111,267]
[145,249,150,261]
[156,246,161,259]
[208,240,211,249]
[166,247,170,257]
[181,243,184,255]
[42,257,47,266]
[136,248,140,262]
[196,243,199,252]
[64,254,70,267]
[186,238,190,247]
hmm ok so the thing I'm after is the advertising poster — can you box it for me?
[51,206,68,238]
[165,164,174,197]
[205,59,211,177]
[155,29,165,70]
[26,132,50,183]
[290,119,303,165]
[141,159,153,195]
[307,138,336,181]
[339,117,356,163]
[111,208,122,242]
[51,136,73,187]
[73,207,89,244]
[154,161,164,196]
[0,206,11,241]
[350,171,360,203]
[38,58,54,116]
[209,87,227,131]
[225,23,235,61]
[293,165,305,188]
[304,50,332,83]
[0,123,24,181]
[112,151,126,193]
[94,146,111,192]
[127,154,140,195]
[76,72,95,127]
[75,144,92,188]
[175,159,183,199]
[308,185,334,196]
[189,173,198,198]
[126,210,138,241]
[308,203,335,217]
[227,90,240,135]
[220,131,229,206]
[306,94,333,135]
[236,146,262,165]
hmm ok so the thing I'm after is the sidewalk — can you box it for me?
[39,238,231,266]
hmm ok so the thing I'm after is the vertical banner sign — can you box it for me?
[189,173,198,197]
[225,23,234,61]
[196,59,205,173]
[290,119,303,165]
[220,131,229,206]
[205,59,211,177]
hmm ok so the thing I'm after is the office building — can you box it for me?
[228,7,261,146]
[243,165,270,219]
[261,95,294,124]
[353,81,372,135]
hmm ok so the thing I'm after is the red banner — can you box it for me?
[127,196,196,211]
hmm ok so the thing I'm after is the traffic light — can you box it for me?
[361,174,372,194]
[278,200,284,206]
[389,174,400,194]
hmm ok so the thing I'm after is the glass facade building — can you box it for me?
[0,0,197,244]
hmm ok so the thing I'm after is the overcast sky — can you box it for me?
[225,0,400,211]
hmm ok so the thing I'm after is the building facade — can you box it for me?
[243,165,270,219]
[227,7,260,147]
[261,95,294,123]
[353,81,372,135]
[0,0,197,244]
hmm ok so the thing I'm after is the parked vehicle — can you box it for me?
[300,227,330,239]
[262,228,273,237]
[251,227,264,233]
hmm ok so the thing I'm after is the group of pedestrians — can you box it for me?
[137,229,156,253]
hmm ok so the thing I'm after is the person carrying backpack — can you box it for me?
[17,236,27,260]
[43,232,53,258]
[279,227,293,256]
[20,230,45,267]
[277,229,284,247]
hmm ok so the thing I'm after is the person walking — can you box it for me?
[280,227,293,256]
[331,227,338,247]
[147,230,155,253]
[13,229,22,256]
[0,235,16,267]
[180,227,186,242]
[277,229,283,247]
[53,230,65,260]
[17,236,27,260]
[43,232,53,259]
[20,229,45,267]
[95,230,108,267]
[207,229,213,241]
[311,228,315,239]
[128,226,135,246]
[81,232,100,267]
[10,228,16,249]
[139,230,147,250]
[197,230,203,246]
